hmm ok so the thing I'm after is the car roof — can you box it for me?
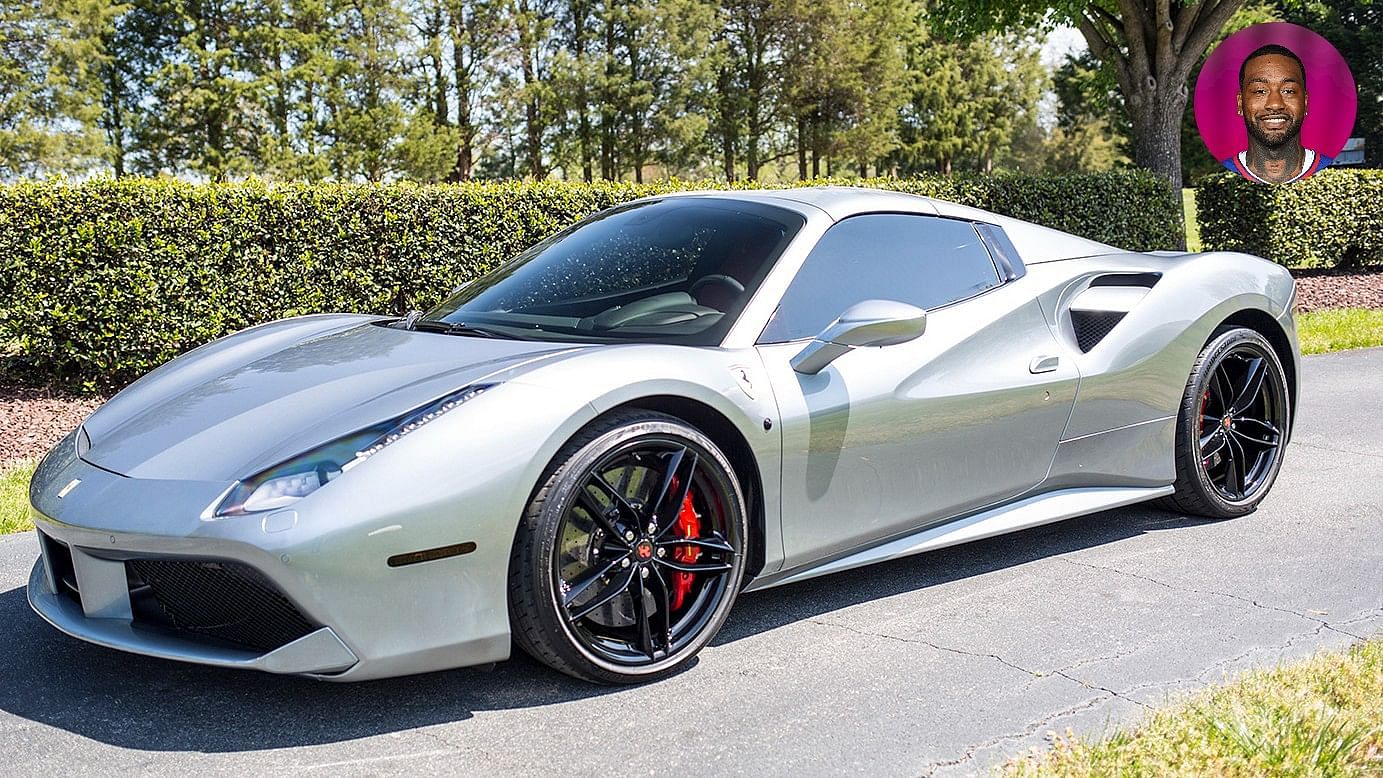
[654,186,1122,263]
[656,186,936,219]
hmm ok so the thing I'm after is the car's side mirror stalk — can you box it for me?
[790,299,927,375]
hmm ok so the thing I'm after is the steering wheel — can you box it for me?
[690,274,746,306]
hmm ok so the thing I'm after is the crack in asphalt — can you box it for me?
[806,617,1155,775]
[1111,612,1378,705]
[1057,558,1369,641]
[1017,646,1142,695]
[918,693,1116,776]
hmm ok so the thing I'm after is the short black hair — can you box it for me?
[1239,44,1306,88]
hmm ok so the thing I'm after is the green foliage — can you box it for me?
[1196,169,1383,268]
[0,0,115,177]
[894,31,1046,175]
[0,173,1179,392]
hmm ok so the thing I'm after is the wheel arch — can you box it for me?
[604,395,767,584]
[1213,307,1298,430]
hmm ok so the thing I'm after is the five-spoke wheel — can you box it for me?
[509,410,747,683]
[1166,327,1290,517]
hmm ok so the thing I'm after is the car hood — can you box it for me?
[81,317,585,481]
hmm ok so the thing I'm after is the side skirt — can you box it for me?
[744,485,1173,591]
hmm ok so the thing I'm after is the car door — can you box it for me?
[755,213,1081,568]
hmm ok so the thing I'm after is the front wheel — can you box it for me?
[509,410,748,684]
[1164,327,1291,518]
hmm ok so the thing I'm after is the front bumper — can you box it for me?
[26,429,522,681]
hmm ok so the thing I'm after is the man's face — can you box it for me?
[1238,54,1307,149]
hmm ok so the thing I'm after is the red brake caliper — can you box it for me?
[1200,389,1211,463]
[670,492,701,611]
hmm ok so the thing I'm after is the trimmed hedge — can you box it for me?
[1196,169,1383,269]
[0,173,1180,392]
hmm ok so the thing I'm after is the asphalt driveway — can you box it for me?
[1,348,1379,776]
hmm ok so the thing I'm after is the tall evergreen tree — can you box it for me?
[1,0,114,177]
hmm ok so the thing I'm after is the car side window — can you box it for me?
[758,214,1003,343]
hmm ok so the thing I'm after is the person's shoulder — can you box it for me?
[1299,149,1332,180]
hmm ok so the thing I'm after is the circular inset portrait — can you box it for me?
[1194,22,1356,184]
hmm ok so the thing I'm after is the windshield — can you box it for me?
[423,198,804,345]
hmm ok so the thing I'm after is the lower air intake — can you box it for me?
[126,558,316,653]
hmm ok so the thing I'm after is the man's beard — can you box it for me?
[1245,112,1303,150]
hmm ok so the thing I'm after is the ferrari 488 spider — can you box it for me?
[28,187,1297,683]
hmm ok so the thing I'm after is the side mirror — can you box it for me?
[790,299,927,375]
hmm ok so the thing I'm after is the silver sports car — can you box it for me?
[27,187,1297,683]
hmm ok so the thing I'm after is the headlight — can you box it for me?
[213,384,492,517]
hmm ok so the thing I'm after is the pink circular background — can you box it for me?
[1194,22,1356,163]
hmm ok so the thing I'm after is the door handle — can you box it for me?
[1029,355,1060,374]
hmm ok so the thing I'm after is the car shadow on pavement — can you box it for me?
[0,504,1203,753]
[713,503,1204,644]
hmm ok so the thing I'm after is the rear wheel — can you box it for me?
[509,409,747,684]
[1164,327,1290,518]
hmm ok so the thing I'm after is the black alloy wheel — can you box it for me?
[1165,327,1291,518]
[509,410,747,684]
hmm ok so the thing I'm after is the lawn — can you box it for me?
[1006,639,1383,776]
[1297,308,1383,355]
[0,460,35,535]
[1182,188,1202,253]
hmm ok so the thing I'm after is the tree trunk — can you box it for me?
[716,65,736,181]
[429,5,447,128]
[810,118,820,178]
[628,33,644,184]
[517,1,544,179]
[1130,90,1187,194]
[795,116,807,180]
[599,14,616,180]
[101,56,125,177]
[451,7,474,181]
[572,0,593,182]
[743,28,764,181]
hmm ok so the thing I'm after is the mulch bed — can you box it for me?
[1291,266,1383,313]
[2,266,1380,467]
[0,380,104,466]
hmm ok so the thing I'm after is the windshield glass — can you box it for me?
[423,197,804,345]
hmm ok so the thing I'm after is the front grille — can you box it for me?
[1071,310,1127,352]
[39,532,81,606]
[126,559,316,653]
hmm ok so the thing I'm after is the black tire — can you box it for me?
[508,409,748,684]
[1163,326,1291,518]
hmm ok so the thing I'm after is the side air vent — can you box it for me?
[1072,310,1127,352]
[1066,278,1156,353]
[1089,272,1160,289]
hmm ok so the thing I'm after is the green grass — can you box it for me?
[1298,308,1383,355]
[0,460,36,534]
[1182,188,1202,253]
[1007,639,1383,777]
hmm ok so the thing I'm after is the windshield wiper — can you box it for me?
[394,310,424,330]
[410,319,509,339]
